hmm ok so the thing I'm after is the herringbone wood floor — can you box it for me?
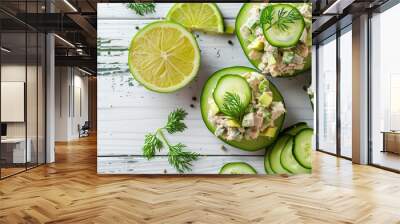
[1,135,399,224]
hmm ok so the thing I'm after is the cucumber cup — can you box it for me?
[200,66,285,151]
[235,3,311,77]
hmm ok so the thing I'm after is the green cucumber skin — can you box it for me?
[200,66,286,151]
[261,4,305,48]
[282,122,309,136]
[264,148,275,174]
[235,3,311,77]
[219,162,257,174]
[280,136,311,174]
[213,74,252,112]
[269,135,291,174]
[293,128,313,169]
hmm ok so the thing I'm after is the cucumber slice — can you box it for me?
[280,136,311,174]
[200,66,285,151]
[293,128,313,169]
[282,122,309,136]
[235,3,311,77]
[219,162,257,174]
[269,135,291,174]
[213,75,251,113]
[261,4,305,47]
[264,148,275,174]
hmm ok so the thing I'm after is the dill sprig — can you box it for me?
[142,108,199,173]
[168,143,200,173]
[261,6,303,32]
[143,133,163,159]
[220,92,247,123]
[126,3,156,16]
[165,108,187,134]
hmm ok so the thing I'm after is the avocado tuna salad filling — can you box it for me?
[208,72,285,141]
[239,3,312,77]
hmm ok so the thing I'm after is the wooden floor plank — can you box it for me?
[0,135,399,223]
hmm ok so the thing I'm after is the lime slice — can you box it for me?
[166,3,224,33]
[128,21,200,93]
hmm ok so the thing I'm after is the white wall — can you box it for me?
[54,67,89,141]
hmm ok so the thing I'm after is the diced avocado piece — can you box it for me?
[261,127,278,138]
[242,113,255,127]
[248,38,264,51]
[258,79,269,92]
[267,54,276,65]
[306,30,312,47]
[259,92,273,107]
[263,110,271,121]
[304,18,312,29]
[209,101,219,116]
[282,51,295,64]
[226,119,240,128]
[248,50,263,60]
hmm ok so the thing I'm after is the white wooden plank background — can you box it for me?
[98,156,266,174]
[97,3,313,174]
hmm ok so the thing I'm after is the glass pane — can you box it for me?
[317,36,337,154]
[1,31,27,177]
[371,4,400,171]
[27,31,38,169]
[340,28,352,158]
[38,33,45,165]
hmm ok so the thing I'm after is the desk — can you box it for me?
[382,131,400,154]
[1,138,31,163]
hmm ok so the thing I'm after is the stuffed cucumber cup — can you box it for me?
[236,3,312,77]
[200,66,286,151]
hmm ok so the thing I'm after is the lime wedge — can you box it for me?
[166,3,224,33]
[128,21,200,93]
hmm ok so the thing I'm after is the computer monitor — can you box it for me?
[1,123,7,137]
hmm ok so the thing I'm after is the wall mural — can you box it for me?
[97,3,313,174]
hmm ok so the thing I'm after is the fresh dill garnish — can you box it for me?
[165,108,187,134]
[126,3,156,16]
[220,92,247,123]
[143,133,163,159]
[260,6,303,32]
[142,108,199,173]
[168,143,200,173]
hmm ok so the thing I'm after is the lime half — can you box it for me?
[128,21,200,93]
[166,3,224,33]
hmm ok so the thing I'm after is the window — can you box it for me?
[370,3,400,171]
[317,36,337,154]
[339,27,352,158]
